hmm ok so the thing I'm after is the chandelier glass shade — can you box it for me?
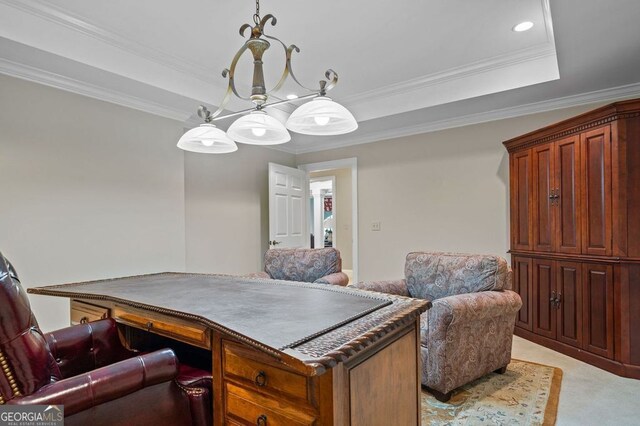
[177,0,358,153]
[177,124,238,154]
[227,110,291,145]
[285,96,358,136]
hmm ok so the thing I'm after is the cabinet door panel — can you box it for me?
[581,127,612,255]
[555,136,581,254]
[532,144,554,252]
[513,257,533,331]
[582,263,614,358]
[556,261,582,348]
[511,151,533,250]
[533,259,556,339]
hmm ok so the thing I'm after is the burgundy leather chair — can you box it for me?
[0,252,212,425]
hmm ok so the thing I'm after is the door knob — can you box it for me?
[270,240,281,246]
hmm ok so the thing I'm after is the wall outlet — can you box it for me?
[371,221,381,231]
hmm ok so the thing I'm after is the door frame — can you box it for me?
[309,176,337,250]
[298,158,359,284]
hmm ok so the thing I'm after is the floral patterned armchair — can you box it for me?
[249,248,349,286]
[351,252,522,402]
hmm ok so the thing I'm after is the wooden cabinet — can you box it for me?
[530,259,585,350]
[581,127,612,256]
[556,261,582,348]
[582,263,614,358]
[505,99,640,379]
[512,256,533,331]
[510,150,533,250]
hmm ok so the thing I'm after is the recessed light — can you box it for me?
[286,94,298,100]
[513,21,534,32]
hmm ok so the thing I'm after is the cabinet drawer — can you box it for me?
[113,307,210,349]
[223,342,308,401]
[70,300,110,325]
[225,383,315,426]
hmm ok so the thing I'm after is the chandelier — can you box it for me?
[177,0,358,154]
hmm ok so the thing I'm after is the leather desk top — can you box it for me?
[29,273,430,373]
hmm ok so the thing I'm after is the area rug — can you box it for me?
[421,359,562,425]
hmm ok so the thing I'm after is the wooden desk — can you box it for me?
[29,273,430,425]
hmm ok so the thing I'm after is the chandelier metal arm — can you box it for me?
[201,92,320,123]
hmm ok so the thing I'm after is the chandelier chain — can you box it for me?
[253,0,260,24]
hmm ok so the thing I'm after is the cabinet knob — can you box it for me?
[80,316,89,324]
[255,371,267,387]
[256,414,267,426]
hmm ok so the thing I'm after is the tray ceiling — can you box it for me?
[1,0,639,153]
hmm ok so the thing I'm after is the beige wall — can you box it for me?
[184,147,295,274]
[297,104,605,282]
[0,74,186,332]
[309,168,353,270]
[0,71,615,331]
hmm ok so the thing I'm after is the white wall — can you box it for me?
[296,104,605,282]
[309,168,353,269]
[0,74,186,332]
[184,147,295,274]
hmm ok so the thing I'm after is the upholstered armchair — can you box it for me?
[0,252,212,425]
[250,248,349,286]
[351,252,522,402]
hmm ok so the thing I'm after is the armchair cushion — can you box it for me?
[405,251,510,300]
[263,248,343,283]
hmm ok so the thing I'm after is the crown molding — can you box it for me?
[0,58,191,121]
[343,43,556,109]
[0,0,215,84]
[293,81,640,154]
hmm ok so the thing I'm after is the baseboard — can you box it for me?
[515,328,640,379]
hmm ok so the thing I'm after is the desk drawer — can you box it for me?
[113,307,210,349]
[225,382,315,426]
[223,342,308,401]
[70,300,110,325]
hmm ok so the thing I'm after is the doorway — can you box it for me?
[299,158,358,284]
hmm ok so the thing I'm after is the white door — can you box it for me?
[269,163,309,248]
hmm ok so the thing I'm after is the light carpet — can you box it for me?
[421,359,562,425]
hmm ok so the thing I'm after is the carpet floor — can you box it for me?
[421,359,562,425]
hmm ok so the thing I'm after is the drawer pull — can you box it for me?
[256,414,267,426]
[255,370,267,387]
[146,321,154,331]
[80,316,89,324]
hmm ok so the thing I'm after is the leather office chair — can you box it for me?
[251,247,349,286]
[0,252,212,425]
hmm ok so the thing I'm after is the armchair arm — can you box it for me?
[8,349,179,416]
[430,290,522,329]
[349,279,410,297]
[46,318,133,379]
[314,272,349,286]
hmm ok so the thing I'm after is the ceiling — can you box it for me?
[1,0,639,153]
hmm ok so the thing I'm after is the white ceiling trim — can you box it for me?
[343,44,555,107]
[344,43,558,122]
[293,81,640,154]
[0,57,191,122]
[0,0,214,84]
